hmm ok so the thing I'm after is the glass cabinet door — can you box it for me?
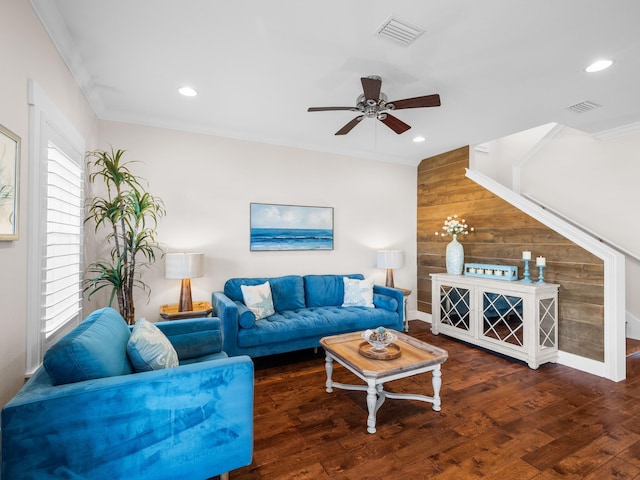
[439,284,472,334]
[481,290,524,349]
[538,297,558,350]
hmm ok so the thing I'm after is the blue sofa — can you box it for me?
[212,274,404,358]
[1,307,254,480]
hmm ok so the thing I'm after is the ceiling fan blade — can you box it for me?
[361,77,382,102]
[379,114,411,134]
[388,94,441,110]
[335,115,364,135]
[308,106,358,112]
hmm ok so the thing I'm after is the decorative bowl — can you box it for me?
[362,327,397,352]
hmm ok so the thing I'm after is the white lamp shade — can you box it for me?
[377,250,404,269]
[165,253,204,279]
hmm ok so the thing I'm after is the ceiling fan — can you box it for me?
[307,75,441,135]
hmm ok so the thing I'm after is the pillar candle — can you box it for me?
[522,251,531,260]
[536,256,546,266]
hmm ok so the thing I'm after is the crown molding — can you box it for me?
[594,121,640,141]
[29,0,105,117]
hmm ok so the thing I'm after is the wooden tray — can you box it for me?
[160,301,212,320]
[358,341,401,360]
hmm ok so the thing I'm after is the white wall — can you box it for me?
[472,123,558,190]
[95,121,417,323]
[475,124,640,336]
[0,0,98,406]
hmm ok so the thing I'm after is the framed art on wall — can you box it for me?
[0,124,20,241]
[250,203,334,251]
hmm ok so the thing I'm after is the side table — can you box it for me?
[160,301,213,321]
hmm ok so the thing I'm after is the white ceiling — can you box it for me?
[31,0,640,166]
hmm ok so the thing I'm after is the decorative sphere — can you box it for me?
[363,327,397,352]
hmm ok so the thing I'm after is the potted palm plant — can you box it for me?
[83,147,165,324]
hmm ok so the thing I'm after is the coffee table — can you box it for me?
[320,330,448,434]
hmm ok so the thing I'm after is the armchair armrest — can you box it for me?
[213,291,240,356]
[156,317,223,360]
[1,355,254,479]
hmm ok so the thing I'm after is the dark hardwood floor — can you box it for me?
[230,320,640,479]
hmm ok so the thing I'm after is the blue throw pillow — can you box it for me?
[127,318,179,372]
[43,307,133,386]
[269,275,306,311]
[304,274,364,307]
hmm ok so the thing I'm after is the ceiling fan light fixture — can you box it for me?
[413,136,426,143]
[585,59,613,73]
[307,76,440,136]
[178,86,198,97]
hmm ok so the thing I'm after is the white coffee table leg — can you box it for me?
[366,380,378,434]
[325,353,334,393]
[432,365,442,411]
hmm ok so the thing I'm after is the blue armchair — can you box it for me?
[1,308,254,480]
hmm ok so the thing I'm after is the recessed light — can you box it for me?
[413,136,426,143]
[585,59,613,73]
[178,86,198,97]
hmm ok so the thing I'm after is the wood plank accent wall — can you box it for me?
[417,146,605,361]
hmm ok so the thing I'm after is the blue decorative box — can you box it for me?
[464,263,518,281]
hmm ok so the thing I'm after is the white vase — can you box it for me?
[446,234,464,274]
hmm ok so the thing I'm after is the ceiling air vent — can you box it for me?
[567,100,601,113]
[376,16,425,47]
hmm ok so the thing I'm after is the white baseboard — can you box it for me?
[413,311,431,323]
[557,350,609,380]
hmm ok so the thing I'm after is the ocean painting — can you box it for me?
[250,203,334,251]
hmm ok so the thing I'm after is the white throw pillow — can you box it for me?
[342,277,375,308]
[127,318,179,372]
[241,281,275,320]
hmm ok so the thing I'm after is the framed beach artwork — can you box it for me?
[0,124,20,241]
[250,203,334,251]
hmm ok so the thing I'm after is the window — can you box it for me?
[26,80,85,375]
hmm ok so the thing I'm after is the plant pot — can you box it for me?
[446,234,464,274]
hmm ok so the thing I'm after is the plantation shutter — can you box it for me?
[43,143,84,340]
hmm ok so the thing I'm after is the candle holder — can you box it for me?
[521,259,533,283]
[537,265,546,284]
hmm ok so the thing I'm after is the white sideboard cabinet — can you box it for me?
[430,273,559,369]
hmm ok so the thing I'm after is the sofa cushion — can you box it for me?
[342,277,374,308]
[225,275,306,312]
[304,274,363,307]
[43,307,133,386]
[241,281,275,319]
[127,318,179,372]
[237,305,399,348]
